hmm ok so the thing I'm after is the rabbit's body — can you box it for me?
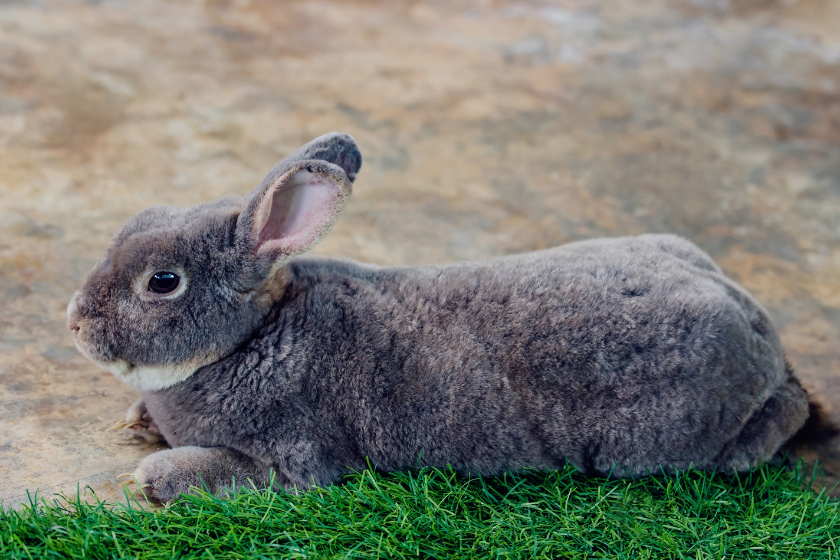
[142,234,807,490]
[68,133,811,504]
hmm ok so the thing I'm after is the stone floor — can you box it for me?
[1,0,839,507]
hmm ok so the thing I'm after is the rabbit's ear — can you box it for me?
[238,160,351,265]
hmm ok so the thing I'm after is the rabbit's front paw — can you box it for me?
[109,398,163,444]
[132,447,207,506]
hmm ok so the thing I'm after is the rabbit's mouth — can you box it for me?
[67,299,100,364]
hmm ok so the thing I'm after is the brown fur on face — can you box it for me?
[253,267,293,310]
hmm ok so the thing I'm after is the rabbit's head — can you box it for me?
[67,132,361,391]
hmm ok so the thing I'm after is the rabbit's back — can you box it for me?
[280,233,802,474]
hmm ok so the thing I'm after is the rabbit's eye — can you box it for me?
[148,272,180,294]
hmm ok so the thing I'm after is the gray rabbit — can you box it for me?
[68,132,816,505]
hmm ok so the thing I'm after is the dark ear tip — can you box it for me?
[322,132,362,183]
[255,132,363,196]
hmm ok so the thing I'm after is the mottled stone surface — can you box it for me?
[1,0,839,506]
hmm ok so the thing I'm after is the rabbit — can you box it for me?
[67,132,818,505]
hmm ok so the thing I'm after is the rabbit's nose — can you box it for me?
[67,293,82,332]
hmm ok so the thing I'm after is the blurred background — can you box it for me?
[1,0,839,505]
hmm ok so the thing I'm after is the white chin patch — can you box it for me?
[98,359,202,392]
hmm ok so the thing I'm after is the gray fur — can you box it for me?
[134,446,275,505]
[68,132,810,504]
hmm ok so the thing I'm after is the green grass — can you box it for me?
[1,464,837,559]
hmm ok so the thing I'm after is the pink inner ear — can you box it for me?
[254,171,341,257]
